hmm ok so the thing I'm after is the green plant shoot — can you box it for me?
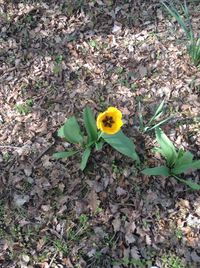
[53,106,140,170]
[142,128,200,190]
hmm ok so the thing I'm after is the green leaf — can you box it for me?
[189,38,200,67]
[86,140,96,148]
[174,150,193,168]
[161,1,190,39]
[83,107,98,143]
[89,40,97,48]
[57,116,83,144]
[80,147,91,171]
[95,140,104,151]
[174,176,200,190]
[155,128,177,166]
[146,117,171,132]
[176,148,185,159]
[172,160,200,175]
[53,150,78,159]
[142,166,170,176]
[102,131,140,163]
[148,100,165,125]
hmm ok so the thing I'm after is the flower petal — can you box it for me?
[96,107,123,134]
[96,112,104,130]
[107,107,122,119]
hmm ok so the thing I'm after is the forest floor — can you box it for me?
[0,1,200,268]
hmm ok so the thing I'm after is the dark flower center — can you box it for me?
[102,116,115,128]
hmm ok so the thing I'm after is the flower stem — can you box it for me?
[97,132,103,141]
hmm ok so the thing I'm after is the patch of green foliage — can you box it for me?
[161,253,185,268]
[53,107,139,170]
[54,102,200,190]
[142,127,200,190]
[139,100,171,133]
[162,0,200,68]
[53,54,63,75]
[15,99,33,115]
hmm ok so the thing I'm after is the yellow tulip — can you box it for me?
[96,107,123,135]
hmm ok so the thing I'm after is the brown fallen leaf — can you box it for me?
[130,246,140,259]
[87,190,100,213]
[138,64,147,78]
[112,216,121,232]
[124,221,136,245]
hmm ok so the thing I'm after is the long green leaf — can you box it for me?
[53,150,78,159]
[142,166,170,176]
[174,176,200,190]
[162,1,189,39]
[83,107,98,143]
[80,147,91,171]
[173,150,193,169]
[95,140,104,151]
[182,0,193,40]
[58,116,83,144]
[147,117,171,132]
[148,100,165,126]
[172,160,200,175]
[189,38,200,66]
[102,131,140,163]
[155,128,177,166]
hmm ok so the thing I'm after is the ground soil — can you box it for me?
[0,1,200,268]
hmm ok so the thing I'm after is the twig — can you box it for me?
[0,145,21,149]
[49,251,58,268]
[49,221,65,267]
[31,138,55,166]
[0,63,34,82]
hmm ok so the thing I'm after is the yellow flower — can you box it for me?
[96,107,123,135]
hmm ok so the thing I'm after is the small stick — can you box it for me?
[49,251,58,268]
[32,138,55,166]
[0,145,21,149]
